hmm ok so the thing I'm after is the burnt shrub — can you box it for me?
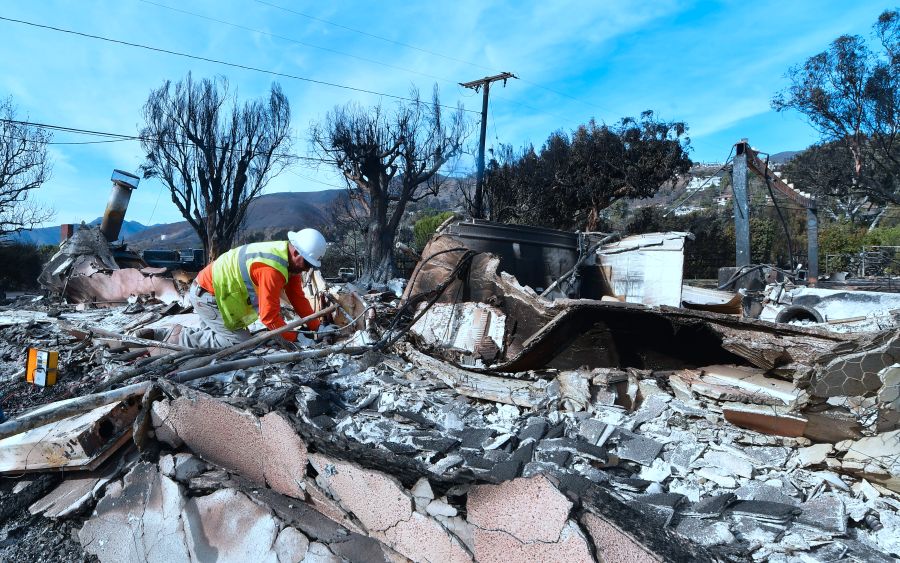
[0,243,53,291]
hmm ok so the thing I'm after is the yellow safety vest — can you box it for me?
[211,241,290,330]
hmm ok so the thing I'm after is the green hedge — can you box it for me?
[413,211,455,251]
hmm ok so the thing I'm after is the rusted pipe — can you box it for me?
[100,169,140,242]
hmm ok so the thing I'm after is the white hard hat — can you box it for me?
[287,228,327,268]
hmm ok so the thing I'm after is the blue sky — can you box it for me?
[0,1,890,226]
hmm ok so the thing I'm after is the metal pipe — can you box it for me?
[100,169,140,242]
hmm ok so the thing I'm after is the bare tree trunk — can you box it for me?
[364,220,396,284]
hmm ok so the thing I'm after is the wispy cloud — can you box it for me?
[0,0,890,225]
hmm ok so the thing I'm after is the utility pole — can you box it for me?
[460,72,517,219]
[732,139,751,268]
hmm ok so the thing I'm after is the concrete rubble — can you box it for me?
[0,222,899,562]
[39,224,184,306]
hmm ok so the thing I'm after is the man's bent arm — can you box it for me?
[285,274,321,332]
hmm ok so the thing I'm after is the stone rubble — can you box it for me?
[1,238,899,562]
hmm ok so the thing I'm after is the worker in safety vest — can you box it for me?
[174,229,328,349]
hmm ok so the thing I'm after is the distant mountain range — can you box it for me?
[768,151,800,165]
[15,218,153,246]
[15,189,347,249]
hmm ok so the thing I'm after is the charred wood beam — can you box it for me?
[402,345,552,408]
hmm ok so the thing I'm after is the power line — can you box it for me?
[140,1,589,128]
[490,92,582,126]
[1,131,132,146]
[0,15,478,115]
[664,147,735,217]
[5,116,477,189]
[138,0,454,85]
[253,0,497,72]
[0,117,328,163]
[252,0,611,116]
[48,138,130,146]
[286,169,347,190]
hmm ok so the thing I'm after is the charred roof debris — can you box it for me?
[0,212,899,562]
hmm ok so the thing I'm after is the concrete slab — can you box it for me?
[309,453,412,533]
[303,477,366,535]
[151,393,308,499]
[260,411,308,498]
[473,520,593,563]
[151,395,266,483]
[581,512,661,563]
[381,511,472,563]
[467,474,572,543]
[79,462,192,563]
[183,488,282,563]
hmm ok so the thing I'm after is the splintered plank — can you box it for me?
[403,346,551,408]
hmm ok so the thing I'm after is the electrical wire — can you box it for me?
[0,117,328,163]
[378,249,480,349]
[663,147,735,217]
[252,0,612,115]
[253,0,497,72]
[0,15,479,115]
[145,183,165,225]
[1,15,599,159]
[762,153,796,270]
[285,169,347,190]
[295,298,373,337]
[138,0,455,85]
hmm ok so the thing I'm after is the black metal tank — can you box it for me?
[443,219,580,294]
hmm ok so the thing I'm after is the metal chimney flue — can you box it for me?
[100,169,140,242]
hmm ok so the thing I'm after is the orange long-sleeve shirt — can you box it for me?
[195,261,320,341]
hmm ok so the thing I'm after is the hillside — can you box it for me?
[125,189,347,249]
[11,189,347,250]
[769,151,799,165]
[16,219,151,246]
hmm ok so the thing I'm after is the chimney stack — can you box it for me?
[100,169,140,242]
[60,224,75,243]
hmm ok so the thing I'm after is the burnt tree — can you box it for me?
[140,74,293,259]
[0,98,53,239]
[311,87,467,283]
[484,113,691,231]
[773,9,900,223]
